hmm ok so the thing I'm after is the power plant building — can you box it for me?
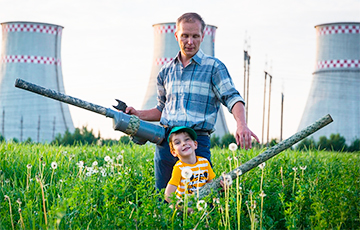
[142,23,229,137]
[298,22,360,143]
[0,21,74,142]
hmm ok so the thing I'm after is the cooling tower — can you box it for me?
[142,22,229,137]
[0,21,74,142]
[298,22,360,143]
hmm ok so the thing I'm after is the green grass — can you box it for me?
[0,142,359,229]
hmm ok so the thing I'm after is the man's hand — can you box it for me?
[232,101,260,150]
[235,124,259,150]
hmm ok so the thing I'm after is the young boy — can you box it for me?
[165,126,215,202]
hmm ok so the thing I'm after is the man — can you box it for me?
[126,12,259,190]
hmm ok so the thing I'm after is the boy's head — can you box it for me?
[168,126,198,158]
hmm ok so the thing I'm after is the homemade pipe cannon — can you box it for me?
[197,114,333,199]
[14,78,165,145]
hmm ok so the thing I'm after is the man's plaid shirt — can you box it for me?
[156,50,245,133]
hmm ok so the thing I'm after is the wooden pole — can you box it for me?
[261,72,267,146]
[197,114,333,199]
[280,93,284,142]
[266,74,272,147]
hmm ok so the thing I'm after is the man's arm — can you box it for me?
[125,107,161,121]
[232,101,260,149]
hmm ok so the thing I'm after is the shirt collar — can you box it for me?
[175,49,204,66]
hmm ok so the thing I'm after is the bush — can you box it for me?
[52,126,100,146]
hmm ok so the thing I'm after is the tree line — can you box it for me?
[0,127,359,152]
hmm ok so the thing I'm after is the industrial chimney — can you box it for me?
[142,22,229,137]
[297,22,360,144]
[0,21,74,142]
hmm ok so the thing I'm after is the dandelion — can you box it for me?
[27,164,32,169]
[181,167,193,179]
[235,168,242,176]
[213,197,220,205]
[104,156,111,162]
[26,164,32,190]
[4,195,14,230]
[196,200,207,211]
[300,165,307,177]
[92,161,98,167]
[51,162,58,169]
[259,190,266,198]
[116,155,123,161]
[292,167,298,195]
[76,161,84,168]
[222,173,233,186]
[258,162,266,169]
[229,143,238,151]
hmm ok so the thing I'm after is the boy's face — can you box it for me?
[170,132,198,159]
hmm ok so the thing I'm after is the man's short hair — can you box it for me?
[176,12,206,34]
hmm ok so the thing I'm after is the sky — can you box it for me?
[0,0,359,142]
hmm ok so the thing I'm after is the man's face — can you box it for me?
[175,20,204,60]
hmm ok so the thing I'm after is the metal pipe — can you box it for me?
[197,114,334,199]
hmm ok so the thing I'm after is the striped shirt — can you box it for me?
[156,50,244,133]
[168,156,215,199]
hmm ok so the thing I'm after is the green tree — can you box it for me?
[347,138,360,152]
[210,135,220,148]
[0,134,4,142]
[296,137,317,151]
[119,135,131,144]
[220,133,236,148]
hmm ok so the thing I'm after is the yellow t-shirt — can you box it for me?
[168,156,215,199]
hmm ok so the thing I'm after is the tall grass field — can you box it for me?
[0,142,359,229]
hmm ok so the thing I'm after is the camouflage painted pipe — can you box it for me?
[14,78,165,145]
[197,114,333,199]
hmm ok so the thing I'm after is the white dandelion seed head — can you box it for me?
[121,150,125,154]
[102,172,107,177]
[4,195,9,200]
[292,167,298,172]
[227,156,232,161]
[51,162,58,169]
[196,200,207,211]
[116,155,123,161]
[229,143,238,151]
[222,173,233,186]
[258,162,266,169]
[181,167,193,179]
[213,197,220,204]
[92,161,98,167]
[300,166,307,170]
[128,201,134,205]
[86,172,92,177]
[234,156,238,161]
[235,169,242,176]
[76,161,84,168]
[27,164,32,169]
[104,156,111,162]
[16,198,22,205]
[59,179,64,183]
[259,190,267,198]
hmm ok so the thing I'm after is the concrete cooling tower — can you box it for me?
[0,21,74,142]
[142,22,229,137]
[298,22,360,144]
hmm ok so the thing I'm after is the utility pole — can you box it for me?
[37,115,41,143]
[266,73,272,147]
[52,117,56,140]
[262,72,267,147]
[243,33,251,123]
[280,93,284,142]
[2,109,4,137]
[20,116,23,142]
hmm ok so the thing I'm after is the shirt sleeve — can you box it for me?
[207,164,216,181]
[211,60,245,113]
[156,68,166,112]
[168,164,182,187]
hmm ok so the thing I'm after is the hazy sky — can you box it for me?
[1,0,359,141]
